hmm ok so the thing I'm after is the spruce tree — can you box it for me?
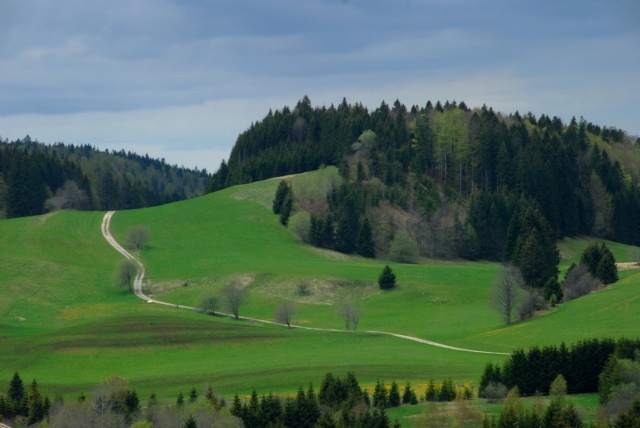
[402,382,413,405]
[272,180,291,214]
[356,218,375,258]
[425,379,438,402]
[596,248,618,284]
[373,380,388,408]
[26,379,45,425]
[183,414,198,428]
[388,381,400,408]
[378,265,396,290]
[8,372,24,409]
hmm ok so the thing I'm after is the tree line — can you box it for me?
[479,337,640,398]
[229,372,470,428]
[0,136,210,219]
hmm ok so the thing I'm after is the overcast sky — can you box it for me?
[1,0,638,172]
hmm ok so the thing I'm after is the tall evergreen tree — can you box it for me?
[356,218,375,258]
[273,180,292,214]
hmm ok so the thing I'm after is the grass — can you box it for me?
[1,170,639,424]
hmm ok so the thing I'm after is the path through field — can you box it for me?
[101,211,508,356]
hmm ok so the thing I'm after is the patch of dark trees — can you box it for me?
[209,96,640,254]
[230,372,455,428]
[0,137,211,218]
[479,337,640,397]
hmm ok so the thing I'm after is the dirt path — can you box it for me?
[616,262,640,270]
[101,211,508,356]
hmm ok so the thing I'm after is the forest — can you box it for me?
[0,136,211,219]
[208,96,640,291]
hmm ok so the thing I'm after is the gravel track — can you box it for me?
[101,211,508,356]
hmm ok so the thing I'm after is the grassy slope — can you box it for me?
[1,172,638,408]
[110,175,640,352]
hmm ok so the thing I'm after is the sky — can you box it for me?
[0,0,638,172]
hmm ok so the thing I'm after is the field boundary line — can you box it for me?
[101,211,509,356]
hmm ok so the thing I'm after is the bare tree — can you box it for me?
[126,226,150,250]
[45,180,90,212]
[562,264,602,302]
[221,282,248,320]
[274,301,296,328]
[115,259,138,293]
[339,301,361,330]
[198,292,219,316]
[490,264,525,325]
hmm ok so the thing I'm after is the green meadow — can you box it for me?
[1,172,639,416]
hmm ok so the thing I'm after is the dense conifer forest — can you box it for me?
[0,136,211,218]
[208,96,640,288]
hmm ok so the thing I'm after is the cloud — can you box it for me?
[1,0,639,173]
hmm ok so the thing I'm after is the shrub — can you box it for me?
[483,383,508,403]
[389,230,419,263]
[562,264,602,302]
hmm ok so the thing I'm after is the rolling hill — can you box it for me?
[1,171,638,408]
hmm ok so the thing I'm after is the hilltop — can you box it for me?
[207,97,640,296]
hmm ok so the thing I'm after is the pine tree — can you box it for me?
[356,218,375,258]
[273,180,291,214]
[373,380,388,409]
[183,414,198,428]
[8,372,24,410]
[280,194,293,225]
[189,386,198,403]
[388,381,400,408]
[402,382,413,405]
[176,392,184,407]
[596,248,618,284]
[26,379,45,425]
[378,265,396,290]
[425,379,438,402]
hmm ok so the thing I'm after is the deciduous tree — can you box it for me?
[198,292,219,316]
[221,282,248,320]
[274,301,296,328]
[126,225,150,250]
[490,264,525,324]
[115,259,138,293]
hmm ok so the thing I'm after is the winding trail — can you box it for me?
[101,211,508,356]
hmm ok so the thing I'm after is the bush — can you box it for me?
[288,211,311,243]
[518,289,546,320]
[389,230,419,263]
[562,264,602,301]
[483,382,508,403]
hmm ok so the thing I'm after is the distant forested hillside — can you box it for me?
[0,136,210,219]
[208,96,640,280]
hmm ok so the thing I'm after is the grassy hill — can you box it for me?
[1,171,639,407]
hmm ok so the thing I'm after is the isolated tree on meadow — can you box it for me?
[126,225,150,250]
[198,292,219,316]
[490,264,525,325]
[115,259,138,293]
[274,301,296,328]
[378,265,396,290]
[221,282,248,320]
[339,300,361,330]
